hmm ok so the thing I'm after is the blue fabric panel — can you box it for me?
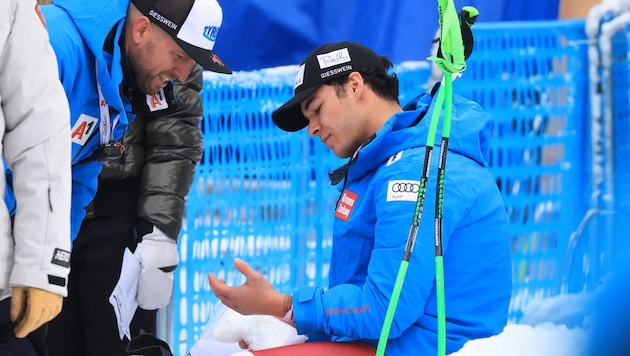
[214,0,560,71]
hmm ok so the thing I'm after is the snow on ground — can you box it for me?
[452,322,589,356]
[451,291,593,356]
[452,267,630,356]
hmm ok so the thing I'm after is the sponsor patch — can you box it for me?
[317,48,351,69]
[203,25,219,42]
[51,248,71,268]
[70,114,98,146]
[294,64,305,89]
[335,190,358,222]
[386,180,421,202]
[146,89,168,112]
[386,151,404,167]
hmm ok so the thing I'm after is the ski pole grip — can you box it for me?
[460,6,479,26]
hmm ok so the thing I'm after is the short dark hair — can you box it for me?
[327,56,399,103]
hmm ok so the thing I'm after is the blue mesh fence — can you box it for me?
[452,20,588,320]
[168,20,594,355]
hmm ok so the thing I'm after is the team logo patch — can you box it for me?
[386,151,404,167]
[386,180,420,202]
[70,114,98,146]
[335,189,358,222]
[146,89,168,112]
[51,248,71,268]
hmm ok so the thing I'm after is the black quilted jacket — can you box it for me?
[89,64,204,241]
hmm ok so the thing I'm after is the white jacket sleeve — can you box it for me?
[0,0,72,297]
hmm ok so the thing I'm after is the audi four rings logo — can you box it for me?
[391,182,420,193]
[386,180,421,202]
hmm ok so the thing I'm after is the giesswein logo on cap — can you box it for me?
[317,48,351,69]
[148,9,177,30]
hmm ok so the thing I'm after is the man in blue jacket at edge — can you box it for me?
[2,0,231,353]
[208,41,511,356]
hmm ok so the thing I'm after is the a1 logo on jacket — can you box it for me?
[71,114,98,146]
[146,88,168,112]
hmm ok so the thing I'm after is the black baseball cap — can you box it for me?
[131,0,231,74]
[271,41,385,132]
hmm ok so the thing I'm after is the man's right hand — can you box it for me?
[10,286,62,338]
[208,258,286,318]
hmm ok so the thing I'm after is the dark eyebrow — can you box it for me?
[302,95,316,117]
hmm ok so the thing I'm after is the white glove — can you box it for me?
[133,226,179,310]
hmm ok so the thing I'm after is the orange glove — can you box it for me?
[10,287,62,338]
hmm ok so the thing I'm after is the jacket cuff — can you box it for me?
[10,264,68,297]
[293,286,324,335]
[135,217,154,241]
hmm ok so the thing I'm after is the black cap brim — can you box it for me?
[271,84,321,132]
[177,39,232,74]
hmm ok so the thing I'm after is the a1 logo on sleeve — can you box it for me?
[70,114,98,146]
[335,190,358,222]
[386,180,421,202]
[146,89,168,112]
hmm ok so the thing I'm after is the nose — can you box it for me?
[307,117,320,136]
[174,60,195,81]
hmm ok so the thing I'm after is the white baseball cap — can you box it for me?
[131,0,231,74]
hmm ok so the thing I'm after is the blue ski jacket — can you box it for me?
[40,0,133,240]
[292,88,512,356]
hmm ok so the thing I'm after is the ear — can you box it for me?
[130,16,152,45]
[348,71,364,95]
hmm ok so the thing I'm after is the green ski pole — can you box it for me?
[375,2,477,356]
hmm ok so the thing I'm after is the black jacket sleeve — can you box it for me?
[97,63,204,240]
[138,64,204,240]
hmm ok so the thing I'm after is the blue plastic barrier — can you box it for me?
[568,20,630,293]
[453,20,588,320]
[609,23,630,270]
[169,20,591,355]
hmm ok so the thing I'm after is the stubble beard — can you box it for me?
[128,42,158,95]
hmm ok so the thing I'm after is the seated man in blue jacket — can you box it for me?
[208,41,512,356]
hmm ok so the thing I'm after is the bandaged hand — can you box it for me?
[133,226,179,310]
[10,287,62,338]
[187,302,307,354]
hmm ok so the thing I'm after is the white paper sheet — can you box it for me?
[109,247,140,340]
